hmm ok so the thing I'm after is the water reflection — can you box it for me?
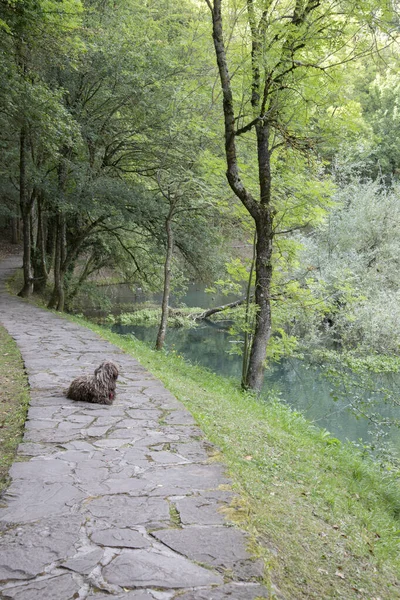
[82,283,239,316]
[113,323,400,450]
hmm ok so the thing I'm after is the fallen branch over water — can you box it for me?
[193,298,247,321]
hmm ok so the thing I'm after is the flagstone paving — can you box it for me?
[0,256,270,600]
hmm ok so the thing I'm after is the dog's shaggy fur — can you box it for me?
[66,361,119,405]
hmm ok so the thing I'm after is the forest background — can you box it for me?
[1,0,400,444]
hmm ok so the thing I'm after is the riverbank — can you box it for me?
[63,316,400,599]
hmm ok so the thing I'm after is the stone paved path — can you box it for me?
[0,256,269,600]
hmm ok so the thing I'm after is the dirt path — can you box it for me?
[0,256,269,600]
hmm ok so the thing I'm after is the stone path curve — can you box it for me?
[0,256,269,600]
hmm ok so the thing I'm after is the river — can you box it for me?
[83,283,400,452]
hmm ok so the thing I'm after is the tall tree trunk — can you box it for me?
[33,193,49,293]
[48,152,69,310]
[48,213,67,310]
[46,214,56,272]
[244,119,274,390]
[47,216,61,309]
[156,209,174,351]
[245,207,273,390]
[208,0,274,392]
[11,208,19,244]
[18,124,33,298]
[56,213,67,311]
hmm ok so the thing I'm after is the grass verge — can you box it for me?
[66,316,400,600]
[0,325,30,495]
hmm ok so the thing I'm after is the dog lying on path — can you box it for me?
[66,361,119,405]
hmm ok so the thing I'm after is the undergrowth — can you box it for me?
[105,306,202,328]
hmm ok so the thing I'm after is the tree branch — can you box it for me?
[194,297,248,321]
[209,0,259,219]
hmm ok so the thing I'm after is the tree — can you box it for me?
[0,0,83,296]
[154,167,220,350]
[298,177,400,355]
[204,0,387,391]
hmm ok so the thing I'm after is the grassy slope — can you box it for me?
[67,317,400,600]
[0,325,30,494]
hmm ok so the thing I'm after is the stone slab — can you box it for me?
[62,548,104,574]
[90,527,151,549]
[175,491,234,525]
[0,482,85,523]
[87,593,158,600]
[86,495,170,527]
[102,549,223,588]
[142,464,230,496]
[0,574,81,600]
[0,516,81,581]
[152,527,264,580]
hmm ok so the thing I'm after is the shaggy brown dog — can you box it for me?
[66,361,119,405]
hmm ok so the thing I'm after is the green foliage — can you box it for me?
[112,307,200,329]
[0,0,229,312]
[312,348,400,463]
[352,61,400,178]
[298,178,400,354]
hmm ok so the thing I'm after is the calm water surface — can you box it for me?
[113,322,400,450]
[81,282,400,450]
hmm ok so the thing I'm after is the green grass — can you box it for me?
[104,306,202,328]
[65,316,400,599]
[0,325,30,495]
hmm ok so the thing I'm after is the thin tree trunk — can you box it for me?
[57,213,67,311]
[46,214,56,272]
[18,124,33,298]
[11,211,19,244]
[241,231,256,388]
[48,151,69,310]
[33,193,49,293]
[208,0,274,392]
[47,213,66,309]
[48,215,61,309]
[245,210,273,390]
[156,208,174,351]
